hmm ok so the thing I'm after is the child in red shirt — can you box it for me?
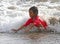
[12,6,48,32]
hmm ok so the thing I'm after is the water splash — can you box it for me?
[0,0,60,33]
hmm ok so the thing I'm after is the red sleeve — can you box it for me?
[42,20,48,29]
[39,19,48,29]
[23,18,32,27]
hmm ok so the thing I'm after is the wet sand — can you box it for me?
[0,32,60,44]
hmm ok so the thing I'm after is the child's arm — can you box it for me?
[12,18,32,33]
[17,25,25,31]
[13,24,33,33]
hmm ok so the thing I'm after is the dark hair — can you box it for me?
[29,6,38,15]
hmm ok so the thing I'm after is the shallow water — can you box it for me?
[0,32,60,44]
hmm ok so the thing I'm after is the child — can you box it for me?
[12,6,48,33]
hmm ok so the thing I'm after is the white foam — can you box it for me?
[0,0,60,32]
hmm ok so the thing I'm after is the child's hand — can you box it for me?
[12,29,18,33]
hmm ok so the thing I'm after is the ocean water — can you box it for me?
[1,32,60,44]
[0,0,60,33]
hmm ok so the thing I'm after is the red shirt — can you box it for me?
[23,16,47,29]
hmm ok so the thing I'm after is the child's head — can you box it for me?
[29,6,38,18]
